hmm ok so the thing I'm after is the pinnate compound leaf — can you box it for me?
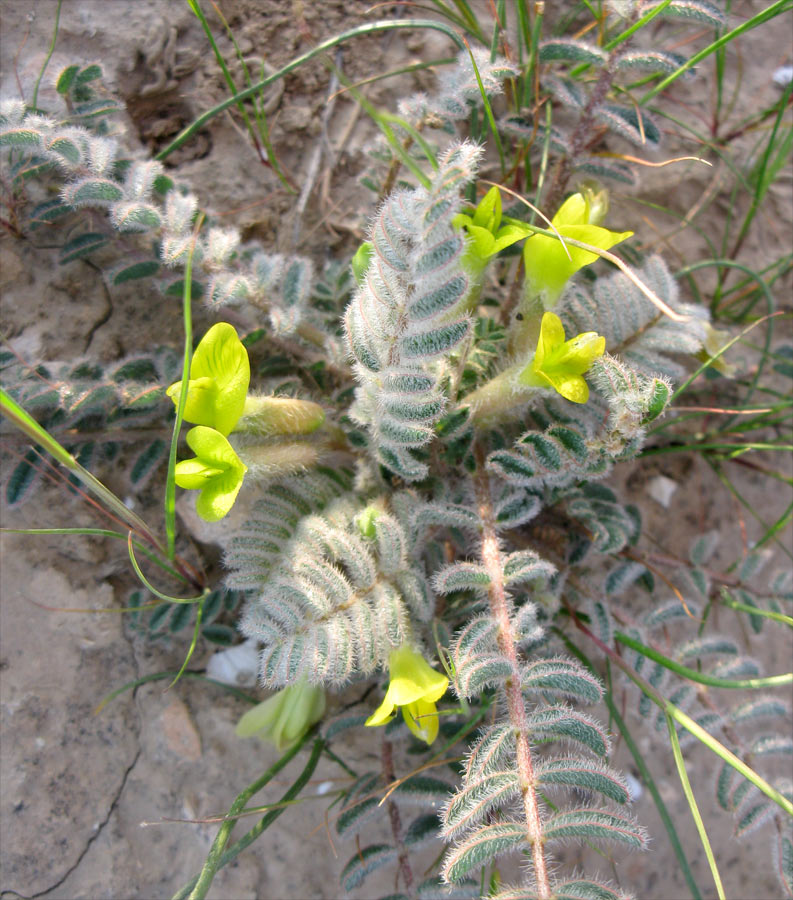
[456,654,514,698]
[618,50,688,76]
[394,776,454,806]
[647,0,725,27]
[56,64,79,94]
[201,624,236,645]
[113,259,160,285]
[129,438,166,486]
[442,822,526,883]
[495,488,542,528]
[464,725,515,780]
[336,773,380,836]
[730,697,790,727]
[734,799,775,838]
[62,178,123,206]
[5,447,40,507]
[404,813,441,846]
[774,827,793,897]
[401,321,469,360]
[595,104,660,149]
[487,450,536,485]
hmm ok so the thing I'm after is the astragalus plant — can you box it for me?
[1,2,791,899]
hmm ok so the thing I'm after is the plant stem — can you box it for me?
[545,39,630,211]
[382,736,415,898]
[473,443,550,898]
[179,731,322,900]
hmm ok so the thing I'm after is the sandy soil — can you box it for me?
[1,2,791,899]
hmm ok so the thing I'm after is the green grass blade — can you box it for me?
[641,1,793,104]
[719,593,793,627]
[32,0,63,110]
[665,711,726,900]
[575,613,793,817]
[606,693,703,900]
[127,533,206,604]
[708,462,793,560]
[175,733,324,900]
[1,527,187,582]
[167,594,205,689]
[0,389,164,553]
[565,634,704,900]
[164,217,201,559]
[464,38,505,174]
[614,630,793,689]
[94,670,258,714]
[188,0,293,191]
[730,80,793,260]
[669,310,784,403]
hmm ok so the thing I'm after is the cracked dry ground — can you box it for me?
[0,510,388,899]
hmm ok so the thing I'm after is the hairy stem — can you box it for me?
[473,443,551,898]
[382,736,415,897]
[545,41,631,212]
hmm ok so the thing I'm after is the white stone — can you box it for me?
[205,639,260,687]
[647,475,678,508]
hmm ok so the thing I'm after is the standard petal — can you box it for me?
[386,675,428,708]
[190,323,250,434]
[167,376,218,428]
[535,312,566,369]
[552,192,588,228]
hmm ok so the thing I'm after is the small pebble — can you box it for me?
[647,475,678,508]
[773,65,793,87]
[625,772,643,802]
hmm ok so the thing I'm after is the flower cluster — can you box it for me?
[168,323,250,522]
[168,323,325,521]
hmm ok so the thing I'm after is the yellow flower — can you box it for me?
[453,186,530,262]
[174,425,247,522]
[236,679,326,752]
[522,190,632,309]
[365,644,449,745]
[166,322,250,436]
[520,311,606,404]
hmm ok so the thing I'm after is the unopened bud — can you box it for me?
[237,395,325,436]
[351,241,374,285]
